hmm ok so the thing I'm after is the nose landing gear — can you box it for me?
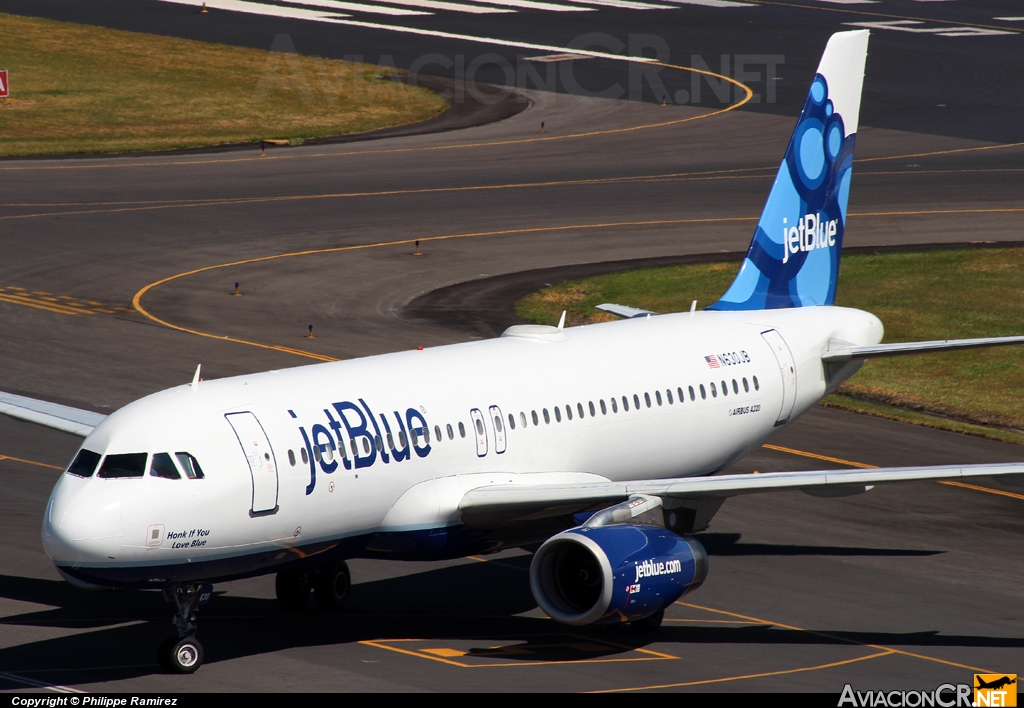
[159,585,211,673]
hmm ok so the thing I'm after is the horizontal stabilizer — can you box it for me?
[595,303,658,319]
[822,335,1024,362]
[0,390,107,437]
[459,462,1024,525]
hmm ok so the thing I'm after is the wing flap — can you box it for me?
[459,463,1024,524]
[0,390,106,437]
[823,336,1024,362]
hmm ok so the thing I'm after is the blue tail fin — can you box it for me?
[710,30,869,311]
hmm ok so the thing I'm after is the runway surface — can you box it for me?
[2,0,1024,693]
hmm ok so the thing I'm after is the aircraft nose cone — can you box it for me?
[42,485,123,564]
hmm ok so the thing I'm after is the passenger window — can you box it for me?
[721,380,728,396]
[577,402,585,418]
[689,385,696,401]
[475,418,484,435]
[150,453,181,480]
[565,405,573,421]
[699,384,706,400]
[520,412,527,428]
[387,433,395,450]
[633,394,640,409]
[600,400,607,415]
[325,445,334,462]
[313,445,322,462]
[743,377,749,393]
[676,387,683,403]
[447,424,454,440]
[399,431,408,448]
[301,447,308,464]
[753,375,760,391]
[435,425,442,441]
[375,435,383,451]
[645,392,652,408]
[621,396,629,412]
[350,439,358,457]
[67,449,101,478]
[339,440,347,459]
[664,390,671,405]
[175,453,205,479]
[411,429,419,446]
[589,401,596,416]
[610,398,617,413]
[508,414,516,430]
[494,415,503,433]
[554,407,561,422]
[532,410,539,425]
[733,379,739,394]
[363,438,372,454]
[543,408,550,424]
[711,382,718,398]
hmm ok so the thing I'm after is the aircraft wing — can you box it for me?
[823,336,1024,362]
[594,303,658,319]
[0,390,106,437]
[458,463,1024,525]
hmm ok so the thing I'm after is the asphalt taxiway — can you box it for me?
[2,0,1024,693]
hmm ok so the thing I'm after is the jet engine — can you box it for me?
[529,524,707,626]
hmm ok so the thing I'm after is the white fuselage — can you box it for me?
[43,305,882,587]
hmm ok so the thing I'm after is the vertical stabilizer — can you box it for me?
[710,30,869,311]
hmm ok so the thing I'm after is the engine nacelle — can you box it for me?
[530,524,707,625]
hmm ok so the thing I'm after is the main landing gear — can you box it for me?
[159,585,210,673]
[275,561,350,611]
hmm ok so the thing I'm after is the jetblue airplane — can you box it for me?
[3,30,1024,674]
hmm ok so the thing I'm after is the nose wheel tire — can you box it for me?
[276,569,311,610]
[630,609,664,633]
[160,636,204,673]
[313,561,351,611]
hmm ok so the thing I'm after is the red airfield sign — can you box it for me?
[0,70,8,98]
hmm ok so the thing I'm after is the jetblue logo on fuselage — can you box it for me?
[296,399,430,495]
[781,213,837,264]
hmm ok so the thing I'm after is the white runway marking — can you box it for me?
[564,0,679,10]
[0,672,85,694]
[286,0,431,16]
[811,0,879,5]
[157,0,349,20]
[350,0,514,12]
[328,18,663,63]
[454,0,593,11]
[844,19,1014,36]
[660,0,753,6]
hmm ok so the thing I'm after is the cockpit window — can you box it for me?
[67,449,101,478]
[175,452,205,479]
[98,453,148,479]
[150,453,181,480]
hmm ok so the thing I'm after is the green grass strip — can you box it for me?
[0,13,447,156]
[516,247,1024,443]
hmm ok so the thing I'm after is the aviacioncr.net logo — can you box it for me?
[838,683,973,707]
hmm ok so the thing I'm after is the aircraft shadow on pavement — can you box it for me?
[0,539,1004,688]
[696,533,943,557]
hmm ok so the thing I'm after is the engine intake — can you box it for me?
[530,524,707,626]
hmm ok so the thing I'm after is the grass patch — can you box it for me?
[516,247,1024,443]
[0,13,447,156]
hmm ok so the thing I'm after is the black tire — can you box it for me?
[275,569,311,610]
[313,561,351,611]
[630,609,664,633]
[165,636,204,674]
